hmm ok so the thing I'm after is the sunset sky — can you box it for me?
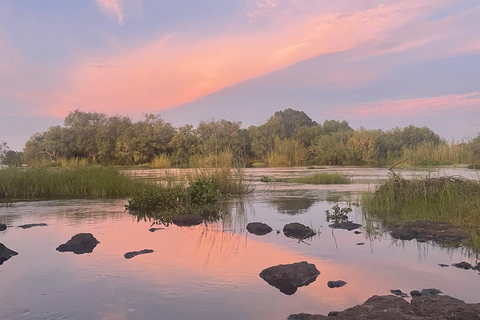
[1,0,480,150]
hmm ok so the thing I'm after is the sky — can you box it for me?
[1,0,480,151]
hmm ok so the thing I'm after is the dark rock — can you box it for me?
[328,311,340,316]
[328,221,362,231]
[17,223,48,229]
[0,243,18,265]
[172,214,203,226]
[288,294,480,319]
[354,231,361,234]
[259,261,320,295]
[124,249,154,259]
[288,314,328,320]
[246,222,273,236]
[410,288,442,297]
[56,233,100,254]
[0,223,6,231]
[283,223,315,239]
[148,227,165,232]
[438,263,449,267]
[452,261,473,270]
[356,242,365,246]
[410,290,423,297]
[327,280,347,288]
[391,289,409,298]
[389,221,467,246]
[473,263,480,271]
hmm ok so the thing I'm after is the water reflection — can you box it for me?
[268,197,316,215]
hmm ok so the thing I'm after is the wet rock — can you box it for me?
[148,227,165,232]
[172,214,203,227]
[438,264,449,267]
[410,289,442,297]
[56,233,100,254]
[0,223,6,231]
[356,242,365,246]
[391,289,409,298]
[289,294,480,319]
[354,231,361,234]
[259,261,320,295]
[389,221,467,246]
[283,223,315,239]
[452,261,473,270]
[17,223,48,229]
[0,243,18,265]
[328,221,362,231]
[246,222,273,236]
[473,263,480,271]
[124,249,154,259]
[327,280,347,288]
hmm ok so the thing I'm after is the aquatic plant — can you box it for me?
[290,173,351,185]
[325,204,352,224]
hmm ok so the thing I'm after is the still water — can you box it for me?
[0,167,479,320]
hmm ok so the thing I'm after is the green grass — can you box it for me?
[290,173,351,185]
[468,164,480,169]
[0,166,157,200]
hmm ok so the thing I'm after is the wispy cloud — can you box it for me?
[95,0,124,24]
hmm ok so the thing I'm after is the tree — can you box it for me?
[321,120,353,135]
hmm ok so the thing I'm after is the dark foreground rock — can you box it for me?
[259,261,320,295]
[288,294,480,320]
[410,288,442,297]
[389,221,467,246]
[327,280,347,288]
[328,221,362,231]
[148,227,165,232]
[391,289,409,297]
[172,214,203,226]
[247,222,273,235]
[0,223,6,231]
[0,243,18,265]
[17,223,48,229]
[283,223,315,239]
[452,261,473,270]
[124,249,154,259]
[56,233,99,254]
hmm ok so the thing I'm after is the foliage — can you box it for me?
[325,204,352,224]
[468,164,480,169]
[268,137,307,166]
[151,154,171,169]
[290,173,351,184]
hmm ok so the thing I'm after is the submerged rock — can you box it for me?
[288,294,480,319]
[328,221,362,231]
[246,222,273,236]
[148,227,165,232]
[327,280,347,288]
[124,249,154,259]
[56,233,100,254]
[0,243,18,265]
[438,264,449,267]
[17,223,48,229]
[172,214,203,227]
[354,231,361,234]
[0,223,6,231]
[259,261,320,295]
[452,261,473,270]
[356,242,365,246]
[283,223,315,239]
[390,289,409,298]
[389,221,467,246]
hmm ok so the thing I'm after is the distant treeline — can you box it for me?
[3,108,480,167]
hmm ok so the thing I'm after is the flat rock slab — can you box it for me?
[247,222,273,236]
[288,294,480,320]
[172,214,203,227]
[328,221,362,231]
[327,280,347,288]
[0,243,18,265]
[124,249,154,259]
[283,223,315,239]
[17,223,48,229]
[56,233,100,254]
[389,221,467,246]
[148,227,165,232]
[0,223,6,231]
[260,261,320,295]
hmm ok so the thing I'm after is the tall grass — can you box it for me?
[151,154,171,169]
[189,151,234,168]
[400,141,476,166]
[0,167,157,200]
[290,173,351,185]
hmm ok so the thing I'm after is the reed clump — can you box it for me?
[151,154,171,169]
[0,167,156,200]
[290,173,351,185]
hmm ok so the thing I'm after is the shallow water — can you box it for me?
[0,166,479,320]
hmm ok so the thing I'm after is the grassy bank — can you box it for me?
[0,167,155,200]
[361,175,480,248]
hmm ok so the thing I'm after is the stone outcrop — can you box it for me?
[124,249,154,259]
[17,223,48,229]
[328,221,362,231]
[246,222,273,236]
[172,214,203,227]
[0,243,18,265]
[283,223,315,239]
[327,280,347,288]
[56,233,99,254]
[389,221,467,246]
[259,261,320,295]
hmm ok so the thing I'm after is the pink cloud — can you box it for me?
[95,0,125,24]
[49,0,448,117]
[346,93,480,118]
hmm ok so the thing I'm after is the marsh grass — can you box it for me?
[0,167,156,200]
[151,154,171,169]
[290,173,351,185]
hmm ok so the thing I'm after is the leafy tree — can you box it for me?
[321,120,353,135]
[169,125,200,166]
[2,150,23,166]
